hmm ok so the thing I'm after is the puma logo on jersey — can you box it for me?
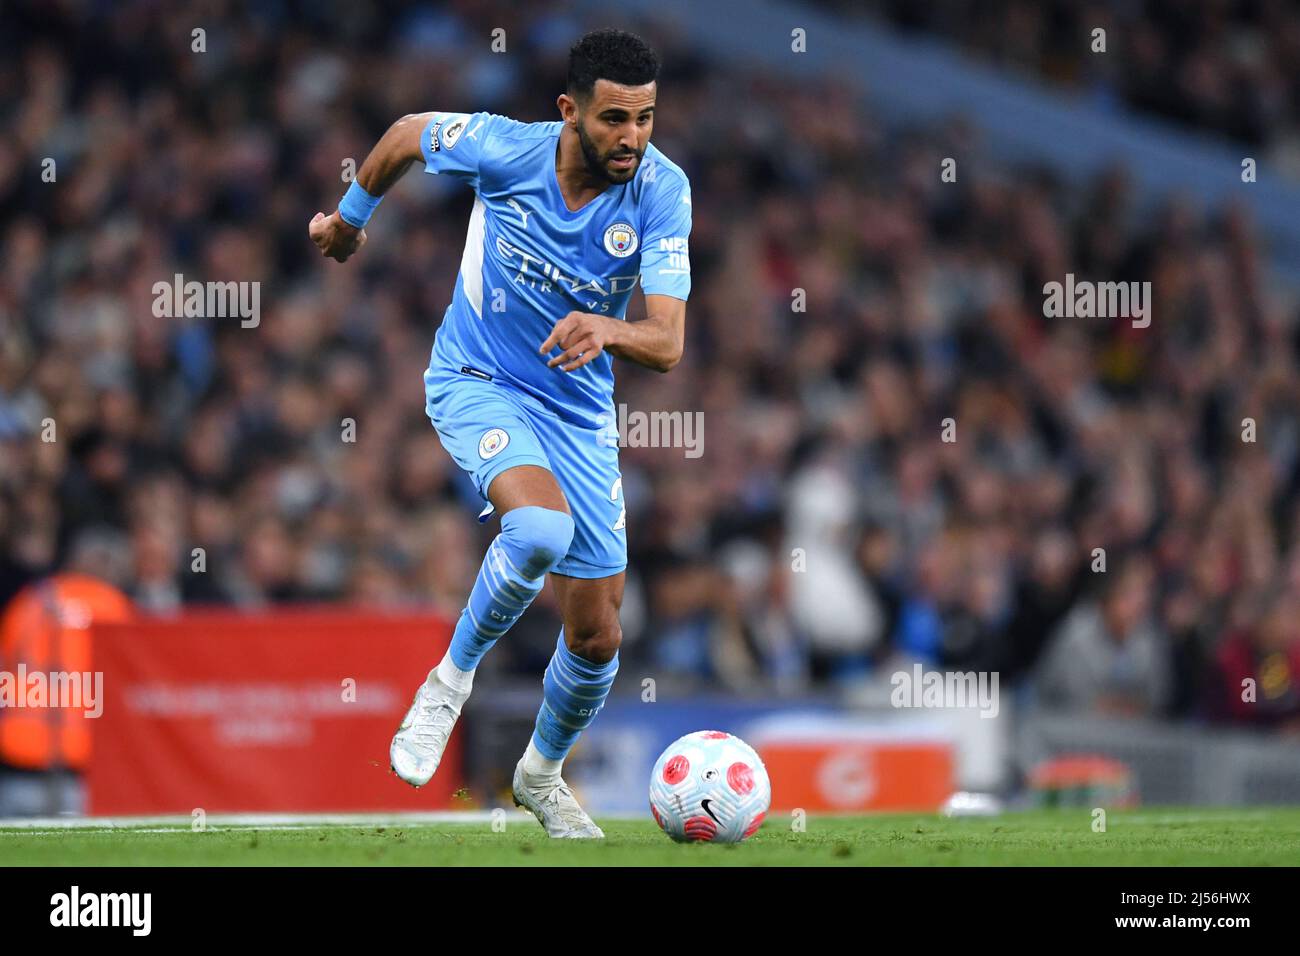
[505,197,531,229]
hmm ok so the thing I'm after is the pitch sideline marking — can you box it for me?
[0,809,646,833]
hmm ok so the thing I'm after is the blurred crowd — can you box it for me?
[818,0,1300,166]
[2,0,1300,733]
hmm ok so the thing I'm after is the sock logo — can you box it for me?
[478,428,510,459]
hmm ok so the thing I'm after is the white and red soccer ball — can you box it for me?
[649,730,771,843]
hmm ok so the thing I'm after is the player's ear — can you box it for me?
[556,93,577,126]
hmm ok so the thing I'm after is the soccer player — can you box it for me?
[308,29,691,837]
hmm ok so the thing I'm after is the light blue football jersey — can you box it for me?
[419,111,692,429]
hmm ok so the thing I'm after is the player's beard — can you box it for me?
[576,119,641,184]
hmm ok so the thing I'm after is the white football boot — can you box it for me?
[511,757,605,838]
[390,670,469,787]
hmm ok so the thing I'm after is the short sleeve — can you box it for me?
[638,174,693,300]
[420,111,495,189]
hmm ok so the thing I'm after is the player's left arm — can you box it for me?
[541,295,684,374]
[611,294,685,371]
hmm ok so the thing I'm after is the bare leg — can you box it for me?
[551,571,625,665]
[487,464,570,515]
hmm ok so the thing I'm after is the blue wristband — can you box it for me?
[337,180,382,228]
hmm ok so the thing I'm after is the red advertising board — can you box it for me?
[747,717,956,812]
[759,740,954,811]
[87,610,462,814]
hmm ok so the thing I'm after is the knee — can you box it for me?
[566,618,622,666]
[500,506,574,578]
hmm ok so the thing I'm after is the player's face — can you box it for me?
[576,80,656,184]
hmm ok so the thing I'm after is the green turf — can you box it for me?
[3,808,1299,865]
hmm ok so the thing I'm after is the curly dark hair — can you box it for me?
[567,28,660,103]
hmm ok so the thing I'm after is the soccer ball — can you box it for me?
[649,730,771,843]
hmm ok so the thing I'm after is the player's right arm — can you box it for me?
[308,112,434,263]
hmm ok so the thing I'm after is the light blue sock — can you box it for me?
[447,506,574,672]
[531,631,619,760]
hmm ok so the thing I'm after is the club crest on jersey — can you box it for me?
[478,428,509,459]
[431,113,470,153]
[603,222,638,258]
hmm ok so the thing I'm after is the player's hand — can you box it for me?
[309,210,367,263]
[540,311,616,372]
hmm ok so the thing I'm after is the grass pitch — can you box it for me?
[2,807,1298,866]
